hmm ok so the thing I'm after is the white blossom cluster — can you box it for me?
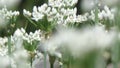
[0,7,19,28]
[48,0,78,8]
[89,6,115,21]
[0,28,43,68]
[23,0,89,25]
[0,47,30,68]
[81,0,119,11]
[22,30,42,45]
[0,56,17,68]
[0,37,8,46]
[13,28,43,45]
[0,7,19,19]
[23,0,115,27]
[0,37,28,68]
[12,28,44,68]
[45,25,116,58]
[0,0,20,8]
[98,6,115,20]
[0,37,8,56]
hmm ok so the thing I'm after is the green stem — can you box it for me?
[94,0,99,24]
[44,52,47,68]
[30,56,33,68]
[8,37,11,55]
[113,62,118,68]
[8,37,12,68]
[95,7,99,24]
[49,56,56,68]
[25,21,28,30]
[25,16,38,27]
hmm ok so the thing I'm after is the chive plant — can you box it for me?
[0,0,120,68]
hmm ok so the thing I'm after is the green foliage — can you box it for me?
[23,40,39,51]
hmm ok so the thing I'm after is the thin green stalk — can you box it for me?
[25,16,38,27]
[95,7,99,24]
[25,21,28,30]
[8,37,12,68]
[30,56,33,68]
[94,0,99,24]
[113,62,118,68]
[68,55,71,68]
[8,37,11,55]
[44,52,47,68]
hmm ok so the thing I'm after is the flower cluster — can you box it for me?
[0,37,8,56]
[98,6,114,20]
[0,7,19,27]
[0,7,19,19]
[23,0,88,26]
[45,25,115,58]
[13,28,43,45]
[0,34,28,68]
[89,6,115,21]
[23,30,42,45]
[48,0,78,8]
[23,0,115,27]
[0,37,8,46]
[0,28,44,68]
[0,0,20,8]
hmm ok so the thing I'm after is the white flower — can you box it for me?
[98,6,114,20]
[0,0,20,8]
[0,7,19,27]
[45,25,116,58]
[22,29,42,44]
[48,0,78,8]
[89,6,115,21]
[100,0,119,6]
[24,0,115,26]
[103,6,114,20]
[0,7,19,19]
[23,9,32,17]
[0,56,10,68]
[81,0,119,11]
[0,37,8,46]
[32,11,44,21]
[31,6,45,21]
[0,37,8,56]
[12,11,19,16]
[14,28,24,38]
[13,49,28,61]
[38,3,48,13]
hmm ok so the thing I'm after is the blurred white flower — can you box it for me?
[0,37,8,56]
[0,47,7,56]
[14,28,25,38]
[81,0,96,12]
[0,37,8,46]
[0,56,11,68]
[0,7,19,28]
[81,0,119,12]
[13,49,28,62]
[89,6,115,20]
[100,0,119,6]
[23,9,32,17]
[0,0,21,8]
[45,25,116,58]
